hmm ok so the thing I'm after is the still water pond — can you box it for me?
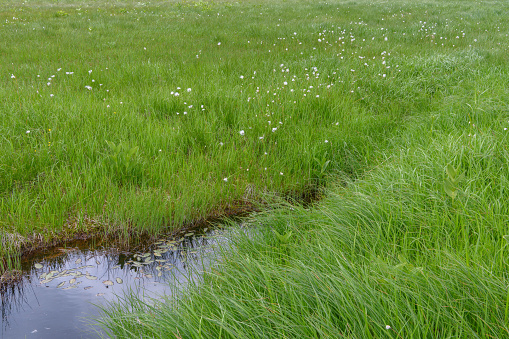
[1,227,229,338]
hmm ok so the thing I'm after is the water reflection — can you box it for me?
[0,228,229,338]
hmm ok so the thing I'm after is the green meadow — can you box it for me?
[1,0,410,261]
[2,0,509,336]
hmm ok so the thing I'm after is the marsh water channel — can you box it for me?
[1,226,231,338]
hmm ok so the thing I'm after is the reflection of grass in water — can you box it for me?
[0,273,33,331]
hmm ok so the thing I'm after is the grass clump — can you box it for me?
[98,0,509,337]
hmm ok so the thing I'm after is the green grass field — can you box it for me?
[0,0,420,261]
[2,0,509,336]
[1,0,394,261]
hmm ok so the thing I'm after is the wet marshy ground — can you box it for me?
[0,226,231,338]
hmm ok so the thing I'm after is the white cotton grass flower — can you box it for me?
[239,130,245,136]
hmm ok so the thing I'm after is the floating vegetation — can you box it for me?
[19,227,217,300]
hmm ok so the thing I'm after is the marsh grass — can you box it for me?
[89,0,509,337]
[1,0,425,261]
[2,0,509,334]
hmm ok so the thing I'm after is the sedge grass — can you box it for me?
[0,0,436,262]
[95,0,509,337]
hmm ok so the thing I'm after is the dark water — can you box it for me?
[1,228,229,339]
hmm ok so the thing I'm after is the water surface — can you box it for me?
[1,227,228,338]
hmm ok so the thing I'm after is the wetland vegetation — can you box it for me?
[1,0,509,337]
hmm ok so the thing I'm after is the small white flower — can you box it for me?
[50,94,54,97]
[218,42,221,45]
[219,142,224,146]
[259,136,264,140]
[223,177,228,182]
[240,75,244,79]
[159,149,162,152]
[10,74,15,79]
[187,88,191,92]
[239,130,245,136]
[47,82,51,86]
[26,130,30,134]
[272,127,277,132]
[174,92,179,96]
[85,85,92,90]
[385,325,391,330]
[325,140,329,143]
[504,128,507,131]
[57,68,61,71]
[280,172,283,175]
[88,70,92,74]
